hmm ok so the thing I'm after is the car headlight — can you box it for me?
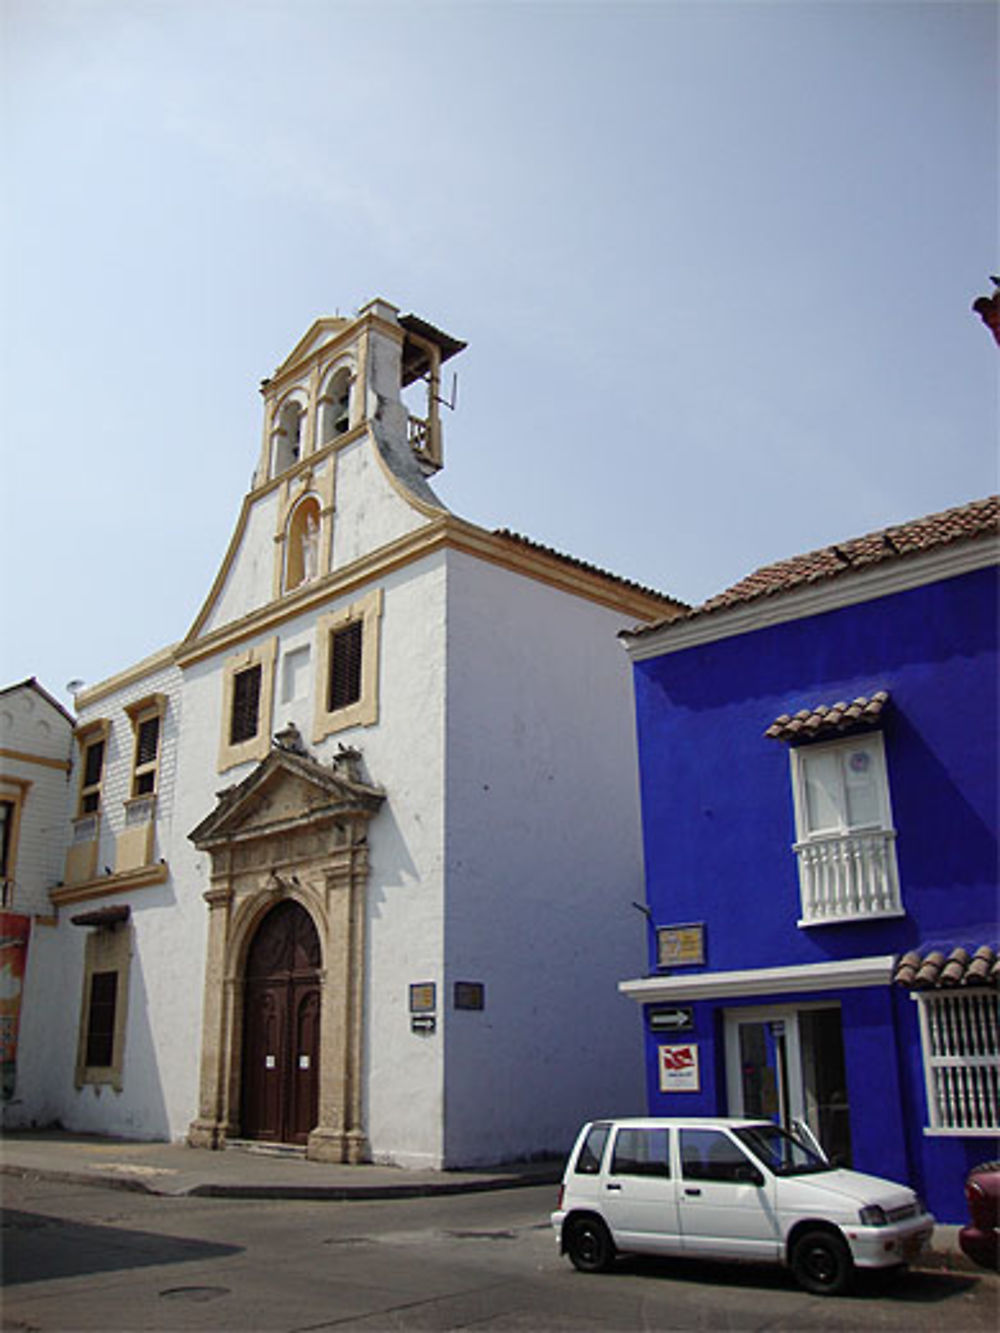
[859,1204,889,1226]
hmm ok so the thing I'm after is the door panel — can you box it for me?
[242,985,286,1141]
[240,902,321,1144]
[601,1126,681,1253]
[290,986,320,1143]
[677,1128,780,1260]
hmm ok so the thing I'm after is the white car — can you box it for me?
[552,1117,934,1295]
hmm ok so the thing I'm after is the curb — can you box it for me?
[0,1159,563,1201]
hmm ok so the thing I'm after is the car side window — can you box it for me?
[680,1129,758,1183]
[574,1124,610,1174]
[611,1127,671,1177]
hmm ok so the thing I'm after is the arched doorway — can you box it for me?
[240,900,321,1144]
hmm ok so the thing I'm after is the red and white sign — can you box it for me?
[658,1042,700,1092]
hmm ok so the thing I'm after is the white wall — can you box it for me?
[200,485,284,636]
[0,685,72,916]
[441,552,647,1165]
[331,434,430,570]
[176,551,450,1164]
[7,663,202,1140]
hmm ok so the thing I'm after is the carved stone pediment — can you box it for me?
[189,745,384,852]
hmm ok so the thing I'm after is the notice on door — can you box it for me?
[658,1043,700,1092]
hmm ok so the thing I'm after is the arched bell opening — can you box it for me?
[318,366,352,444]
[271,398,305,476]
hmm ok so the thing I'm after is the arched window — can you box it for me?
[285,495,322,591]
[318,367,352,444]
[271,398,304,476]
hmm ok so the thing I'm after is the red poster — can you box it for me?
[0,912,31,1101]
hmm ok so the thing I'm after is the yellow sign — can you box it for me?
[656,924,705,969]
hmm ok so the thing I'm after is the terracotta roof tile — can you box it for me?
[703,496,998,617]
[765,691,889,742]
[630,497,998,638]
[491,529,685,609]
[893,945,999,989]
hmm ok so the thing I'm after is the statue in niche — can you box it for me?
[301,511,319,581]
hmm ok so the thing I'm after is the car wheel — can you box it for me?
[791,1229,853,1296]
[565,1216,615,1273]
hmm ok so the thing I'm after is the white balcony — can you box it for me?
[794,827,903,925]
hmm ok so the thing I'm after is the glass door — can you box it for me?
[725,1004,851,1165]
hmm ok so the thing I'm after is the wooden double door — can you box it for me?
[240,901,321,1145]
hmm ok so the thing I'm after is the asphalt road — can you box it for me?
[2,1176,997,1332]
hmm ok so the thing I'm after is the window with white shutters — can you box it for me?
[789,733,902,925]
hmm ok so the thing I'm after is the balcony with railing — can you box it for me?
[794,827,903,925]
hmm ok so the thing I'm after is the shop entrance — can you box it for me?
[240,900,321,1145]
[724,1004,851,1165]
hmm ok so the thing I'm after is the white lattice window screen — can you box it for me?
[916,991,999,1134]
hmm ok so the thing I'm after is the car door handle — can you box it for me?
[684,1187,702,1196]
[606,1183,622,1191]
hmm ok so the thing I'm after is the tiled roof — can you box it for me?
[491,529,686,608]
[765,691,889,742]
[701,496,998,616]
[893,946,999,990]
[631,497,998,637]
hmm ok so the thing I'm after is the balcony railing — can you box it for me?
[794,828,903,925]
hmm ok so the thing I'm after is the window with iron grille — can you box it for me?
[916,991,999,1134]
[328,620,363,713]
[230,665,262,745]
[85,970,118,1068]
[79,738,105,814]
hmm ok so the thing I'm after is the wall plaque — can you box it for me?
[409,982,436,1013]
[656,923,705,969]
[454,981,485,1011]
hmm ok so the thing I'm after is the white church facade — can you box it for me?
[6,299,683,1167]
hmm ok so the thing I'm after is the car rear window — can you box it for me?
[574,1124,610,1174]
[611,1127,671,1177]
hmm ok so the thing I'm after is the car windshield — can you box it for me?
[734,1124,833,1176]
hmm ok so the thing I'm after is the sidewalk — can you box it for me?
[0,1129,983,1275]
[0,1129,562,1201]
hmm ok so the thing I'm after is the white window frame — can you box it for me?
[788,732,903,925]
[914,990,999,1136]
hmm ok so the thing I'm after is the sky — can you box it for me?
[1,0,997,705]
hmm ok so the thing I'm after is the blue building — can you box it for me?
[619,497,998,1223]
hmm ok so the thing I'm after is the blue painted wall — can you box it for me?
[631,565,998,1221]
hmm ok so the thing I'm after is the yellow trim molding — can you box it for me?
[0,748,71,773]
[313,588,383,743]
[75,919,132,1091]
[52,860,169,908]
[218,637,278,773]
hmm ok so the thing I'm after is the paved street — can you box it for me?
[2,1176,997,1332]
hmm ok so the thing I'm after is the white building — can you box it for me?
[0,679,74,1110]
[9,300,684,1166]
